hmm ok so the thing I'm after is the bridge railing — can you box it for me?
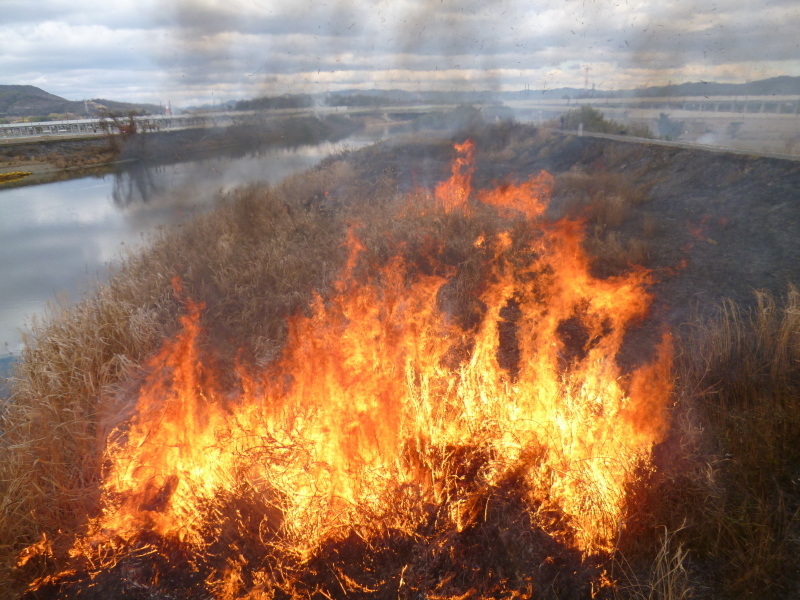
[0,111,263,139]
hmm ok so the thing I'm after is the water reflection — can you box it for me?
[112,163,162,207]
[0,135,380,356]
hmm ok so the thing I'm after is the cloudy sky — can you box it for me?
[2,0,799,106]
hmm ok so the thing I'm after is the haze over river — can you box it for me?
[0,134,381,370]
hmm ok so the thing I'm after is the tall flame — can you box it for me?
[435,139,475,213]
[39,141,673,594]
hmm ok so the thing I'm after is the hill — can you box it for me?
[622,75,800,97]
[0,85,161,120]
[325,75,800,105]
[0,85,70,117]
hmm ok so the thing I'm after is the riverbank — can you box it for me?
[0,113,366,184]
[2,122,798,600]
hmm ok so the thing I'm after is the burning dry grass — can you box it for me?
[2,129,799,599]
[1,139,677,599]
[0,179,350,588]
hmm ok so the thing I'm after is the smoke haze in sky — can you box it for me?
[2,0,799,105]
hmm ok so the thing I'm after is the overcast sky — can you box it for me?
[2,0,799,106]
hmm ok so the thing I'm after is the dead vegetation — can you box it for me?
[0,177,351,591]
[616,286,800,599]
[0,171,32,184]
[1,123,799,599]
[0,139,114,170]
[551,169,653,277]
[677,287,800,598]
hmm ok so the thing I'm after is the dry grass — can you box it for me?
[51,151,118,169]
[551,170,652,276]
[616,527,692,600]
[0,172,32,184]
[3,126,799,599]
[0,166,357,593]
[676,287,800,598]
[618,286,800,599]
[554,170,648,229]
[585,229,651,277]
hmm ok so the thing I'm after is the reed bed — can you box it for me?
[617,286,800,599]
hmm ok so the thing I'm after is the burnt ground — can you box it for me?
[339,128,800,365]
[517,133,800,365]
[557,136,800,318]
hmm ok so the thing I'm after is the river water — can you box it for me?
[0,134,380,373]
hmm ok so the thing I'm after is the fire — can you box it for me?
[435,139,474,213]
[27,141,673,596]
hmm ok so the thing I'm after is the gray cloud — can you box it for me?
[1,0,799,105]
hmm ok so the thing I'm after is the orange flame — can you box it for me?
[434,140,475,213]
[46,142,673,593]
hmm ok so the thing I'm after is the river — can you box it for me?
[0,133,382,377]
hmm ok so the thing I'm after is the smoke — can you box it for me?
[147,0,800,104]
[392,0,506,92]
[153,0,522,100]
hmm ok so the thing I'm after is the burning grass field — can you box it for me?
[1,124,799,599]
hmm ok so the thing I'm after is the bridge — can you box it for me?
[508,95,800,115]
[0,104,461,142]
[0,111,262,141]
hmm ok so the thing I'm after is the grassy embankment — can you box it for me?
[1,123,798,599]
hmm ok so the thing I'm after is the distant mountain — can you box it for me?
[0,85,162,120]
[12,73,794,122]
[614,76,800,98]
[0,84,70,116]
[501,87,587,101]
[530,76,800,100]
[323,76,800,104]
[88,98,163,115]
